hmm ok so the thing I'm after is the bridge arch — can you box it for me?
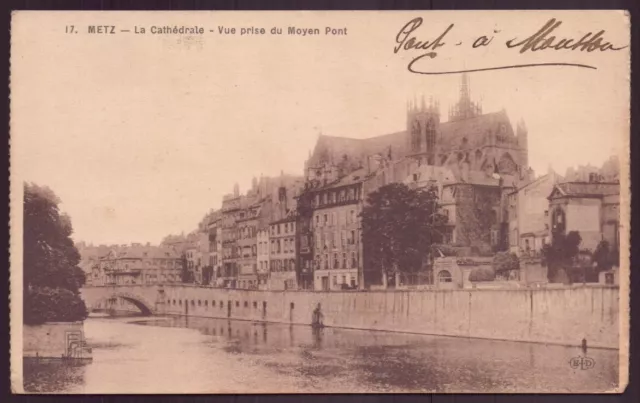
[81,286,158,316]
[91,293,154,316]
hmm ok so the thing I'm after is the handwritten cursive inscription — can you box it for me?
[394,17,627,75]
[506,18,627,53]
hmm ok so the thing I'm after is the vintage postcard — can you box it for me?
[10,11,630,394]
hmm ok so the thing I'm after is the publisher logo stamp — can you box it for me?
[569,356,596,370]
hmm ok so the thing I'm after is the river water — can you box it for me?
[23,314,619,393]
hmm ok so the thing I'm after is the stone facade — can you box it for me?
[93,244,182,286]
[548,182,621,252]
[508,170,561,255]
[268,217,297,290]
[305,173,364,291]
[256,228,270,289]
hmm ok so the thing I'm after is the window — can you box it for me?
[315,215,320,227]
[220,301,224,308]
[235,301,239,307]
[438,270,453,283]
[324,214,328,225]
[332,276,337,285]
[342,275,346,284]
[333,253,339,269]
[351,252,357,268]
[204,300,208,307]
[191,300,195,306]
[253,301,257,308]
[244,301,248,308]
[198,300,201,306]
[212,300,216,307]
[342,253,347,268]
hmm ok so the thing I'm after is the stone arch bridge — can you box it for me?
[80,285,166,316]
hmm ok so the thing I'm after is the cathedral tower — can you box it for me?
[516,118,529,170]
[406,94,440,165]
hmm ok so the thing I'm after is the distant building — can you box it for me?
[507,170,562,255]
[303,164,367,291]
[96,244,182,286]
[206,213,222,286]
[256,227,270,289]
[269,216,297,290]
[548,181,620,252]
[236,204,260,289]
[76,242,113,285]
[563,155,620,183]
[220,185,241,288]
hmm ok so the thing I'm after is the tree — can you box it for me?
[468,266,496,282]
[23,183,87,324]
[543,231,582,283]
[361,183,447,284]
[593,240,613,272]
[493,252,520,275]
[180,253,192,283]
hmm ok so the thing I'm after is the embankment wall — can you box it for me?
[23,322,86,358]
[160,285,619,349]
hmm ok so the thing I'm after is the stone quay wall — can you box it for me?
[160,285,619,349]
[23,322,89,359]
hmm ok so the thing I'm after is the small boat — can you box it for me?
[311,322,325,329]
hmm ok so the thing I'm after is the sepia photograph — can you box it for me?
[9,10,630,394]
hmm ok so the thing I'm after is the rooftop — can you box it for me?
[549,182,620,199]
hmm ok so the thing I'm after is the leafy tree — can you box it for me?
[468,266,496,282]
[542,230,582,283]
[180,253,193,283]
[23,183,87,324]
[492,252,520,274]
[361,183,447,283]
[593,240,613,272]
[25,287,89,324]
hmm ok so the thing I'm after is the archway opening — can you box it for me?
[93,295,153,316]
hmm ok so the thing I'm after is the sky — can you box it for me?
[11,11,629,245]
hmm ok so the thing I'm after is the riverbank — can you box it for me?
[157,285,619,350]
[23,322,93,360]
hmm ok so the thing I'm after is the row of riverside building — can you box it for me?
[78,74,622,291]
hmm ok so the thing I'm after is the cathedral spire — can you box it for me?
[449,72,481,122]
[460,72,470,107]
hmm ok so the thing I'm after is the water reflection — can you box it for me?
[24,315,619,393]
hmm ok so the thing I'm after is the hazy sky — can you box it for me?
[11,11,629,245]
